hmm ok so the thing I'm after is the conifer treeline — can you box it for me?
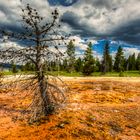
[21,41,140,75]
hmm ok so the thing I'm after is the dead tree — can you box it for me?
[0,4,69,122]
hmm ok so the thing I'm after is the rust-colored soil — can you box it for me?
[0,77,140,140]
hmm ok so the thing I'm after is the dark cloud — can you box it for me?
[0,22,34,47]
[0,23,21,33]
[75,0,121,10]
[91,0,111,9]
[62,10,140,46]
[61,0,139,47]
[0,0,139,49]
[111,19,140,46]
[61,12,103,39]
[61,11,98,37]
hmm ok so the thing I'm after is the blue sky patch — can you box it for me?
[48,0,79,6]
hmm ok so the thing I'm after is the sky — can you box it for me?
[0,0,140,60]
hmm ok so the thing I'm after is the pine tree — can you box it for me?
[75,57,83,72]
[136,53,140,71]
[95,58,101,72]
[114,46,124,72]
[127,55,131,71]
[66,40,75,72]
[109,56,113,72]
[131,53,136,70]
[22,61,35,71]
[101,41,111,74]
[11,61,18,73]
[123,57,128,71]
[82,42,95,76]
[127,53,136,70]
[62,59,68,71]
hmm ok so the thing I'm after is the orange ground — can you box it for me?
[0,77,140,140]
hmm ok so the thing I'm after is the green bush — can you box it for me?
[119,71,124,77]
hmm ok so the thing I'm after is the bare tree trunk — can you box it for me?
[29,34,54,122]
[30,68,53,122]
[38,71,51,115]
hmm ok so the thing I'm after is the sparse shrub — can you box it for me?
[108,121,123,133]
[119,71,124,77]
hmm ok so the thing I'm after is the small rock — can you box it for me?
[127,98,135,102]
[57,120,71,128]
[57,123,65,128]
[114,110,119,113]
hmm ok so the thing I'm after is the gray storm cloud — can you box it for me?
[60,0,140,46]
[0,0,140,46]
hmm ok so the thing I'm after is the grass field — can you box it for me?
[2,70,140,77]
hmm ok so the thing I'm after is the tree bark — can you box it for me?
[30,34,53,121]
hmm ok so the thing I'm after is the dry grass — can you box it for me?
[0,77,140,140]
